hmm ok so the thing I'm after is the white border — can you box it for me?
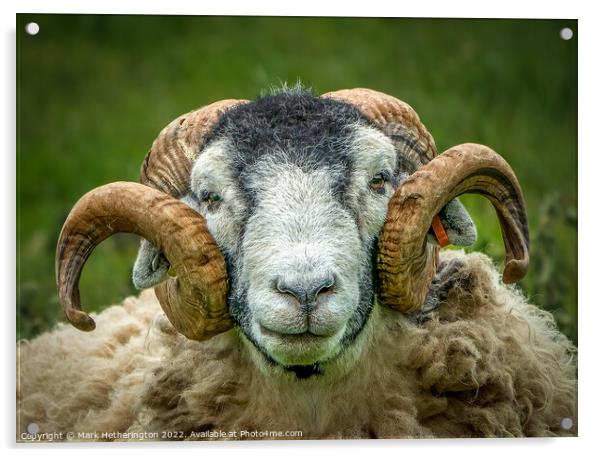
[3,1,599,455]
[7,0,582,18]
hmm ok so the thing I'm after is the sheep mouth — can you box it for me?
[256,323,344,366]
[259,325,332,342]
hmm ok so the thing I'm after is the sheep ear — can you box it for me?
[427,198,477,247]
[132,240,170,290]
[132,194,201,290]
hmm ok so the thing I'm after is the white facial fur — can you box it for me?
[347,123,400,240]
[189,125,398,367]
[189,138,247,259]
[242,164,361,364]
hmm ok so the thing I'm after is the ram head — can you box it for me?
[55,88,529,371]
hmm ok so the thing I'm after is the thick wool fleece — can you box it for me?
[17,251,577,440]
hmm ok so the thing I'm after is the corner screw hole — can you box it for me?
[560,28,573,40]
[560,417,573,430]
[25,22,40,36]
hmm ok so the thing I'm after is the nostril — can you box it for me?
[275,279,303,303]
[275,279,289,295]
[275,274,336,305]
[315,276,335,297]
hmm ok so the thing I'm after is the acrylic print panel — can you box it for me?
[16,14,577,441]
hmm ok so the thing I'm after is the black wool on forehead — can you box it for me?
[204,90,369,174]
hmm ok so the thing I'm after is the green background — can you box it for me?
[16,15,578,343]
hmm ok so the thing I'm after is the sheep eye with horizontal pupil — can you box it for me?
[369,173,387,192]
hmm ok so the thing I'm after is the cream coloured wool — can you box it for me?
[17,250,577,440]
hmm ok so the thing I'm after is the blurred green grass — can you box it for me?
[16,15,577,342]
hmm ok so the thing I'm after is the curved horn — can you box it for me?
[140,99,247,197]
[55,182,231,341]
[377,143,530,313]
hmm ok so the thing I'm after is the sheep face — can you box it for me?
[189,92,399,369]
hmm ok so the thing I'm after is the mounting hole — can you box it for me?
[560,27,573,40]
[25,22,40,35]
[27,422,40,434]
[560,417,574,430]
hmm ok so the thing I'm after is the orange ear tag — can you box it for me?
[431,215,450,247]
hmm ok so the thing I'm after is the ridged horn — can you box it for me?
[323,88,436,173]
[377,143,530,313]
[55,182,231,341]
[140,99,247,197]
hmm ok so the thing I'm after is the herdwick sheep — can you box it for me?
[17,87,577,440]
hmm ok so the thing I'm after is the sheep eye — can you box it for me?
[201,191,222,205]
[208,193,221,203]
[369,173,388,192]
